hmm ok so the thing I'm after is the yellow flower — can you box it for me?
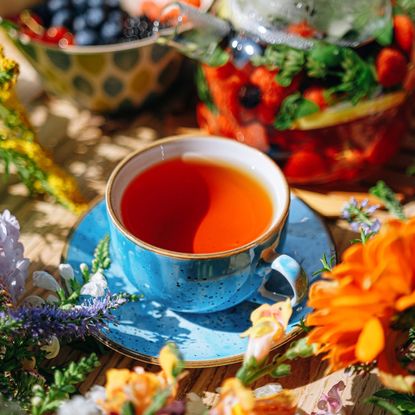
[0,46,19,102]
[0,139,88,213]
[241,299,292,362]
[210,378,254,415]
[159,343,181,384]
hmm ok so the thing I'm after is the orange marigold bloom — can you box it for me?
[306,218,415,390]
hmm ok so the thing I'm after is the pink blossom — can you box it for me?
[311,381,346,415]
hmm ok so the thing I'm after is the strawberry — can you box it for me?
[287,20,317,38]
[203,62,237,81]
[250,67,287,108]
[283,150,328,180]
[44,27,74,46]
[209,75,244,119]
[303,87,328,110]
[376,48,408,87]
[394,15,415,54]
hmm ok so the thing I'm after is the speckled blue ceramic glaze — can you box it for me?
[64,196,335,367]
[105,136,304,313]
[107,211,290,313]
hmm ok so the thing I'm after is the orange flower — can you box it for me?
[307,218,415,384]
[210,378,297,415]
[101,344,182,414]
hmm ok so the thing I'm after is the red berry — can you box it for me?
[303,87,328,110]
[250,67,286,108]
[376,48,408,87]
[44,27,74,46]
[283,150,328,180]
[394,15,415,54]
[287,20,317,38]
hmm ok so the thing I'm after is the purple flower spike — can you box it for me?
[0,210,30,302]
[312,381,346,415]
[341,198,381,238]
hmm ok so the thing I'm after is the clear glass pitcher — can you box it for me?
[158,0,414,184]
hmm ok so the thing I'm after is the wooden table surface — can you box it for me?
[1,35,415,415]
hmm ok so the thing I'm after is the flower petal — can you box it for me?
[355,317,384,363]
[32,271,62,292]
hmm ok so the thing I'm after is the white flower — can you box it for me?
[80,271,108,297]
[0,210,30,302]
[80,263,89,273]
[59,264,75,294]
[32,271,62,292]
[24,295,45,307]
[41,336,60,359]
[58,396,102,415]
[31,396,42,407]
[46,294,59,304]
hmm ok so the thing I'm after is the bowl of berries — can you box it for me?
[2,0,208,113]
[163,0,415,184]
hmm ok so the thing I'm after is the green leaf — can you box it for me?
[274,93,319,130]
[284,337,317,360]
[195,66,218,114]
[367,390,415,415]
[375,19,394,46]
[143,387,172,415]
[271,363,291,377]
[406,162,415,176]
[206,46,229,67]
[306,43,343,78]
[369,180,406,219]
[121,402,136,415]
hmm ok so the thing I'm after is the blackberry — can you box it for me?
[239,84,261,108]
[122,16,155,41]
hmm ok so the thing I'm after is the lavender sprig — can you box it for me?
[2,294,130,343]
[341,198,381,242]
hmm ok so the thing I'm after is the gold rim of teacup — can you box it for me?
[106,134,291,260]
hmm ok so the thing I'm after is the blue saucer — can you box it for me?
[63,196,335,368]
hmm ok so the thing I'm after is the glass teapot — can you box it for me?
[158,0,414,184]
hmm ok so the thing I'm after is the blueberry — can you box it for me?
[71,0,88,12]
[239,84,261,109]
[108,10,124,24]
[87,0,104,7]
[85,8,105,28]
[101,21,122,43]
[105,0,120,8]
[48,0,70,12]
[75,29,98,45]
[51,9,72,28]
[73,15,87,31]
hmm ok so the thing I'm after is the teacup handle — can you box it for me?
[249,254,308,307]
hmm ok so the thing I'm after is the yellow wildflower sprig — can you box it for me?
[0,46,87,213]
[236,300,316,386]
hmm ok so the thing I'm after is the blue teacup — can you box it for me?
[106,135,308,313]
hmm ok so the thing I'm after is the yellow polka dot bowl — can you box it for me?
[6,31,182,113]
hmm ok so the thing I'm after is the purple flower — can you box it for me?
[311,381,346,415]
[0,210,30,302]
[341,198,381,237]
[2,294,125,342]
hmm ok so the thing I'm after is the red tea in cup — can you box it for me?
[120,156,273,254]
